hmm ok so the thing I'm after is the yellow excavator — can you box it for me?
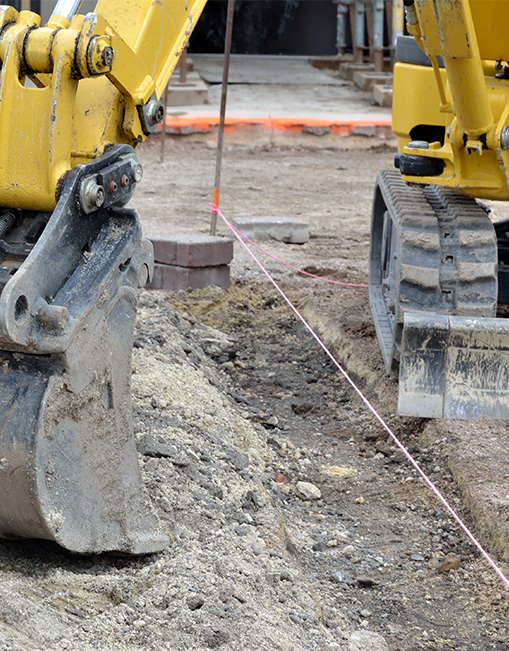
[369,0,509,420]
[0,0,506,553]
[0,0,205,554]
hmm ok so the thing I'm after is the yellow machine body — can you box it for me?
[371,0,509,418]
[0,0,206,212]
[393,0,509,200]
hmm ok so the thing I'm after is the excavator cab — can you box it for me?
[370,0,509,419]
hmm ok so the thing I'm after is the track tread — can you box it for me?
[370,170,498,372]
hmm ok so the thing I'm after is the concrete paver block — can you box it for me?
[353,71,393,92]
[148,263,231,291]
[167,71,208,106]
[150,234,234,268]
[351,125,377,137]
[373,84,393,107]
[231,217,309,244]
[339,62,375,81]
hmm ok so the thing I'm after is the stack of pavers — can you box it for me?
[148,234,234,290]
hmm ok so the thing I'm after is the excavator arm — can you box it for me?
[0,0,207,553]
[0,0,206,210]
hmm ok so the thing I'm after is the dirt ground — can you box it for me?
[0,134,508,651]
[134,136,509,649]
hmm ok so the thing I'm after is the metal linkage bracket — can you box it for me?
[0,145,151,352]
[79,151,143,214]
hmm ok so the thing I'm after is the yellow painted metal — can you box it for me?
[392,62,449,151]
[95,0,207,100]
[414,0,492,140]
[0,0,207,212]
[395,0,509,200]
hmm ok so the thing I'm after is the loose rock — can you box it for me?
[296,480,322,500]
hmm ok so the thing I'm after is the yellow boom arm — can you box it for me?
[0,0,206,212]
[393,0,509,200]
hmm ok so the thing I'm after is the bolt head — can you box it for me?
[133,164,143,183]
[501,126,509,149]
[102,46,114,67]
[120,174,129,188]
[154,103,165,124]
[95,186,105,207]
[147,100,164,126]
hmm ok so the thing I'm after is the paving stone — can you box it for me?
[231,217,309,244]
[148,263,230,291]
[352,71,393,92]
[150,234,234,268]
[166,71,209,106]
[339,62,375,81]
[373,84,393,107]
[351,125,377,137]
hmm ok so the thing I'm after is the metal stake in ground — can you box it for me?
[210,0,235,236]
[159,80,169,163]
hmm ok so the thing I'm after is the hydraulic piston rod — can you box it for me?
[51,0,84,21]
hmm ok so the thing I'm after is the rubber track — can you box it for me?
[371,170,498,370]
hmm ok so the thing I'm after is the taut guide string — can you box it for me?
[223,219,368,288]
[209,202,509,591]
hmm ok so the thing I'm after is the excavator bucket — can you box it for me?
[0,145,169,553]
[399,313,509,419]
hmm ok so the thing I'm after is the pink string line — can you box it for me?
[209,205,367,288]
[210,203,509,590]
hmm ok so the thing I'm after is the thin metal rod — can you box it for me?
[179,47,187,85]
[159,80,169,163]
[210,0,235,236]
[52,0,83,20]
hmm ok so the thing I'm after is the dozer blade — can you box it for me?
[0,145,169,553]
[399,312,509,419]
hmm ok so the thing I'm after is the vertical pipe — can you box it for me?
[336,1,349,53]
[179,47,187,85]
[354,1,365,64]
[210,0,235,235]
[392,0,404,47]
[372,0,385,72]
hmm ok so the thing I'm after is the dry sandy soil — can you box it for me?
[0,134,508,651]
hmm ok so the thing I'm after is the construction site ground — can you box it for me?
[0,58,508,651]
